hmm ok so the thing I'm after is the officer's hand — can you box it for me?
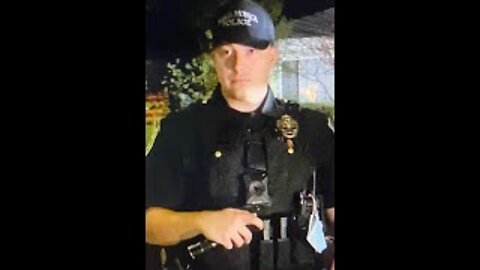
[197,208,263,249]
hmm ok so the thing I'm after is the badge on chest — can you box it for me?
[276,114,299,154]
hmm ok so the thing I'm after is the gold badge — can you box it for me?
[276,114,299,154]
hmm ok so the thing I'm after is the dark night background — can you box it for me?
[146,0,335,59]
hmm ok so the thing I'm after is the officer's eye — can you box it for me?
[223,49,231,55]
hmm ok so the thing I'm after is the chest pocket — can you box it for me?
[264,127,315,215]
[206,141,245,209]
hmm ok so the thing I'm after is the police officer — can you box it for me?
[146,1,334,269]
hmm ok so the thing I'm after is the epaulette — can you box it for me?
[277,98,302,115]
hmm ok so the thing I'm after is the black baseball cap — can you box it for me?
[210,0,275,50]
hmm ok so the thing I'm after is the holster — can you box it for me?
[259,240,274,270]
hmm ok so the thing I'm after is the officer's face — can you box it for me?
[211,43,278,100]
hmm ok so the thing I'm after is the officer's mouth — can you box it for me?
[231,78,251,84]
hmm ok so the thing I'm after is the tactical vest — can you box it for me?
[204,100,314,215]
[168,99,325,270]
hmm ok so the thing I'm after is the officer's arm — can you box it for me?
[146,207,264,248]
[325,207,335,270]
[325,207,335,235]
[146,207,203,246]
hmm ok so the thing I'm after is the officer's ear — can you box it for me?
[208,49,217,66]
[209,46,220,61]
[266,44,279,66]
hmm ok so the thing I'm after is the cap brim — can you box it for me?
[212,30,271,50]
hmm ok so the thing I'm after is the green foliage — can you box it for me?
[161,54,218,112]
[275,15,294,39]
[146,123,158,156]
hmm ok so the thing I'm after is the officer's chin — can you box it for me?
[226,84,250,95]
[230,80,252,90]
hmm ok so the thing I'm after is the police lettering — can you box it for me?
[218,9,259,27]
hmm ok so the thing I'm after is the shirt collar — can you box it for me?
[210,85,281,118]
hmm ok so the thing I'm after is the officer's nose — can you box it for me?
[232,51,247,73]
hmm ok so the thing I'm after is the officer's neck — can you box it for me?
[221,85,268,113]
